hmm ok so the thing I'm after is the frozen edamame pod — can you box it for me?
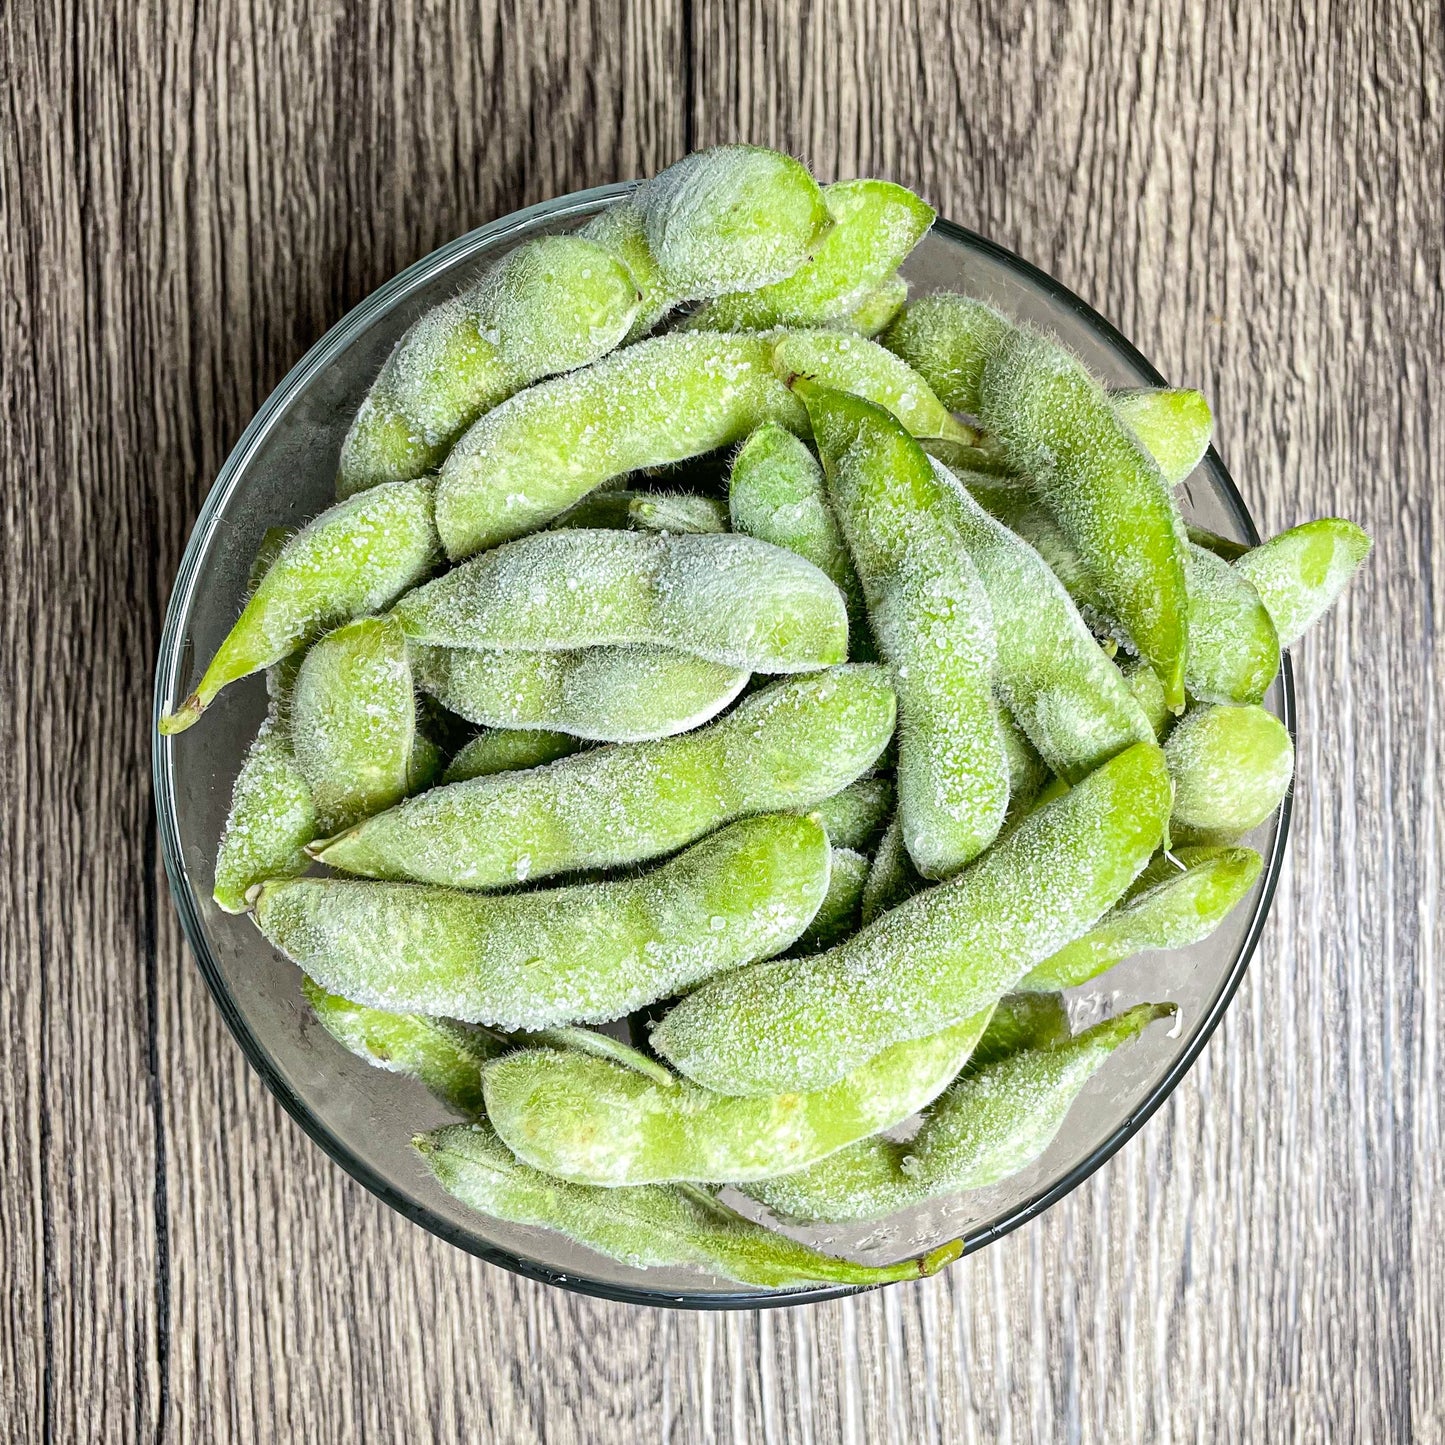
[794,846,870,952]
[394,529,846,674]
[629,493,730,534]
[1234,518,1372,647]
[1018,844,1263,992]
[653,741,1171,1095]
[811,777,893,852]
[311,666,896,889]
[965,991,1070,1072]
[744,1004,1173,1223]
[1120,657,1171,740]
[727,423,871,653]
[1165,704,1294,843]
[160,479,442,734]
[846,273,909,337]
[435,334,808,555]
[770,330,973,442]
[1112,387,1214,484]
[337,237,642,496]
[484,1009,990,1187]
[931,458,1155,782]
[999,708,1050,808]
[442,729,585,783]
[803,383,1008,877]
[881,293,1013,413]
[302,977,506,1115]
[263,815,830,1029]
[1187,525,1250,562]
[412,642,749,742]
[1184,543,1281,705]
[290,615,434,832]
[977,328,1191,711]
[859,814,925,925]
[685,179,934,332]
[416,1121,961,1290]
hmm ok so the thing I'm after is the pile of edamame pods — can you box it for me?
[163,146,1371,1292]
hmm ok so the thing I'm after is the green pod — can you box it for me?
[727,423,871,654]
[1165,704,1294,843]
[652,741,1171,1095]
[290,615,434,833]
[628,493,730,534]
[794,846,870,952]
[1112,388,1214,484]
[803,383,1008,877]
[578,203,672,338]
[302,977,507,1115]
[977,329,1191,711]
[880,292,1013,413]
[744,1003,1173,1223]
[337,237,642,496]
[1187,525,1250,562]
[394,529,846,674]
[810,776,893,852]
[434,333,808,556]
[1120,657,1172,740]
[412,643,749,742]
[965,991,1071,1072]
[932,458,1155,782]
[262,815,831,1029]
[415,1121,962,1290]
[442,729,585,783]
[859,814,925,925]
[846,273,909,337]
[311,666,896,889]
[1184,543,1281,705]
[685,179,934,332]
[160,479,442,734]
[999,708,1051,810]
[484,1009,990,1187]
[1234,518,1372,647]
[770,330,972,442]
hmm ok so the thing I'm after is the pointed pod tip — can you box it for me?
[918,1237,964,1277]
[158,693,203,735]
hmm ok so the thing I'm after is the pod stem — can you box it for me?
[158,691,204,735]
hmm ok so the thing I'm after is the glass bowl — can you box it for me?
[154,182,1294,1309]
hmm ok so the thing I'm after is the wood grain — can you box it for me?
[1,1,1439,1440]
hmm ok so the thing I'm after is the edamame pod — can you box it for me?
[653,741,1171,1095]
[795,846,870,952]
[291,615,435,832]
[1120,657,1171,740]
[160,479,442,734]
[803,383,1008,877]
[1183,544,1281,705]
[394,529,846,674]
[727,423,870,653]
[442,729,585,783]
[629,493,730,534]
[977,329,1191,710]
[685,179,934,332]
[412,642,749,742]
[484,1010,991,1186]
[1234,518,1372,647]
[1187,525,1250,562]
[1112,387,1214,484]
[930,458,1155,782]
[743,1004,1173,1223]
[311,666,896,889]
[859,815,924,925]
[302,977,506,1115]
[811,777,893,852]
[1018,844,1263,992]
[416,1121,962,1289]
[435,334,808,555]
[846,273,909,337]
[999,709,1050,808]
[881,293,1013,413]
[1165,704,1294,843]
[337,237,642,496]
[262,815,831,1029]
[966,991,1070,1072]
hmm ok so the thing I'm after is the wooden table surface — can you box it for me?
[3,3,1440,1440]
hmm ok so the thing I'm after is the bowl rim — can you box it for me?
[153,180,1296,1311]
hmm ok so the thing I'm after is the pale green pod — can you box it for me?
[1187,525,1250,562]
[337,237,642,496]
[160,479,441,734]
[810,776,893,852]
[311,666,896,889]
[262,815,831,1029]
[999,709,1051,809]
[434,334,808,556]
[931,458,1155,782]
[290,616,432,833]
[804,383,1008,877]
[1120,657,1172,740]
[653,742,1171,1095]
[685,179,934,331]
[1184,543,1281,705]
[412,643,749,742]
[1019,844,1263,992]
[579,202,672,337]
[744,1003,1173,1223]
[629,493,730,534]
[966,991,1071,1072]
[859,815,925,926]
[484,1009,990,1187]
[1165,704,1294,843]
[845,273,910,338]
[394,529,846,674]
[794,846,870,952]
[1112,387,1214,484]
[302,977,507,1115]
[727,423,870,653]
[770,329,973,442]
[415,1121,962,1290]
[212,712,318,914]
[880,292,1013,413]
[518,1027,678,1088]
[977,329,1191,711]
[1234,518,1372,647]
[442,730,584,783]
